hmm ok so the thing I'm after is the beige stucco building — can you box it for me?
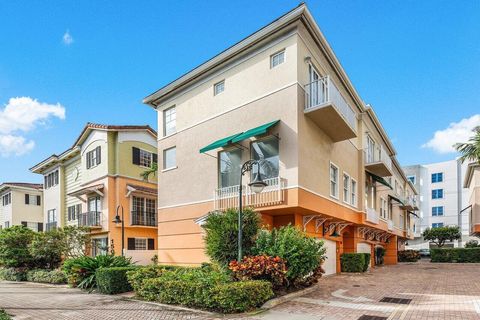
[0,182,44,231]
[30,123,159,264]
[464,163,480,236]
[143,4,417,274]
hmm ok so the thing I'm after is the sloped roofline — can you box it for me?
[0,182,43,193]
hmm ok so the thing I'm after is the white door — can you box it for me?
[323,239,337,275]
[357,242,372,267]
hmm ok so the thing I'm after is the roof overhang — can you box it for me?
[68,184,104,199]
[126,184,157,197]
[464,162,480,188]
[30,147,80,174]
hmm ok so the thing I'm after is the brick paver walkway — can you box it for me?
[1,261,479,319]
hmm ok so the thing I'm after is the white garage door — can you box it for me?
[357,242,371,266]
[323,239,337,275]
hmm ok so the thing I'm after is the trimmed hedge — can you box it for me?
[96,267,137,294]
[0,268,27,281]
[431,248,480,263]
[211,281,274,313]
[26,269,66,284]
[341,253,370,273]
[0,310,12,320]
[398,250,420,262]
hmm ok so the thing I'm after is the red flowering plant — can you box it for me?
[228,255,288,288]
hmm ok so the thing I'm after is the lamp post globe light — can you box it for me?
[238,159,268,262]
[112,205,125,256]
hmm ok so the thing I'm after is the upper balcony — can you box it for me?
[366,207,379,224]
[400,195,419,211]
[304,76,357,142]
[78,211,102,228]
[214,176,286,211]
[131,211,157,227]
[364,145,393,177]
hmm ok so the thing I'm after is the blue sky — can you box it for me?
[1,1,479,182]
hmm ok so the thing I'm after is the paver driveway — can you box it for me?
[1,261,480,320]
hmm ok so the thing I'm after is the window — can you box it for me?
[407,175,416,184]
[88,196,101,213]
[380,197,388,219]
[44,170,59,189]
[432,223,444,229]
[163,106,176,136]
[92,237,108,257]
[270,50,285,68]
[47,209,57,223]
[219,148,242,188]
[251,137,279,180]
[431,172,443,183]
[127,237,155,250]
[68,204,82,221]
[330,163,339,198]
[2,193,11,206]
[214,80,225,95]
[343,173,350,203]
[163,147,176,170]
[308,64,321,106]
[5,222,9,228]
[140,149,152,167]
[432,206,444,216]
[86,146,101,169]
[350,179,357,206]
[432,189,443,199]
[132,196,156,226]
[132,147,157,168]
[25,194,41,206]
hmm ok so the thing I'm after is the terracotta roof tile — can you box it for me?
[2,182,43,190]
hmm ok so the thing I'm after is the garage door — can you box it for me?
[357,242,372,266]
[323,239,337,275]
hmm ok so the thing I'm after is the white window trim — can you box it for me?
[163,146,177,171]
[138,148,154,169]
[213,80,225,96]
[431,172,444,184]
[270,49,285,68]
[350,178,357,207]
[329,162,339,199]
[134,237,148,250]
[407,175,416,184]
[163,106,176,137]
[342,172,350,204]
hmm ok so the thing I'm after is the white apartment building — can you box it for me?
[403,159,474,248]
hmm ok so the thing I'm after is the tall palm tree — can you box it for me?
[455,127,480,163]
[141,162,158,181]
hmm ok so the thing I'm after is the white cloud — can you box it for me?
[0,97,65,157]
[63,30,73,45]
[422,114,480,154]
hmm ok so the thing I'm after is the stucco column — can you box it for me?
[384,235,398,265]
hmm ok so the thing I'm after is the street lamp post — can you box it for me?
[112,205,125,256]
[238,160,268,262]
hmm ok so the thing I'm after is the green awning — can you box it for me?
[408,211,419,218]
[199,133,243,153]
[369,173,393,189]
[231,120,280,143]
[389,195,405,206]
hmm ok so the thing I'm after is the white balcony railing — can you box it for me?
[304,76,357,131]
[387,219,394,230]
[214,177,286,211]
[366,207,379,224]
[364,144,393,170]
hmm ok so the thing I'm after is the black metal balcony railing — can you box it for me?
[45,221,57,231]
[78,211,102,227]
[131,211,157,226]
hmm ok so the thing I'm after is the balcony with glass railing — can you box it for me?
[131,211,157,227]
[364,144,393,177]
[214,176,286,211]
[304,76,357,142]
[78,211,102,228]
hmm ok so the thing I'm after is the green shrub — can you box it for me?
[30,230,65,269]
[204,208,261,266]
[126,265,185,296]
[341,253,365,272]
[0,268,27,281]
[62,255,132,290]
[96,267,137,294]
[431,248,480,263]
[253,225,326,283]
[212,280,274,313]
[0,226,34,268]
[0,310,12,320]
[465,240,479,248]
[398,250,421,262]
[362,253,371,271]
[228,255,287,288]
[25,269,66,284]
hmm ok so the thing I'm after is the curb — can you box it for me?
[261,283,321,309]
[126,297,217,316]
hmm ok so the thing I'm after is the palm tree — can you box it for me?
[455,127,480,163]
[141,162,158,181]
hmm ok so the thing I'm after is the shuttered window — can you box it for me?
[127,238,155,250]
[86,146,101,169]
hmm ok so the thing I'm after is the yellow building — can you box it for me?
[0,182,43,231]
[143,4,417,273]
[30,123,158,264]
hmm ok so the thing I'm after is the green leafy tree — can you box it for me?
[253,225,326,283]
[422,226,461,247]
[141,162,158,181]
[203,208,261,266]
[0,226,35,268]
[30,230,65,269]
[455,127,480,163]
[61,226,91,259]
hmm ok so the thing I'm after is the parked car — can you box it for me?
[418,248,430,257]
